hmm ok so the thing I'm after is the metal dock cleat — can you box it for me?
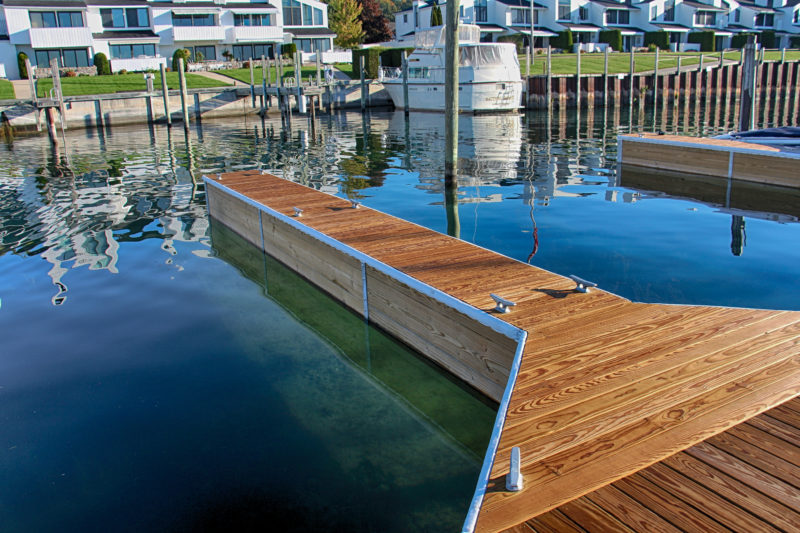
[569,274,598,293]
[350,200,361,209]
[491,293,516,314]
[506,447,523,492]
[293,207,303,217]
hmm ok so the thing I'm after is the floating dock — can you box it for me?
[205,171,800,532]
[618,133,800,188]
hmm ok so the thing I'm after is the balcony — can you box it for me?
[227,25,283,42]
[110,56,167,73]
[29,27,93,48]
[172,25,225,42]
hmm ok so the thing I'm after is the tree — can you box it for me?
[360,0,392,43]
[93,52,111,75]
[430,4,443,26]
[329,0,365,49]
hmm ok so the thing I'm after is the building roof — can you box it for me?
[476,22,505,31]
[496,0,548,9]
[92,29,159,38]
[560,22,603,31]
[591,0,641,10]
[147,1,276,7]
[520,397,800,533]
[284,26,335,36]
[85,0,152,5]
[737,0,779,11]
[682,0,729,11]
[653,22,693,31]
[2,0,87,6]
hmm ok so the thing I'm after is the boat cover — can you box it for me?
[726,127,800,139]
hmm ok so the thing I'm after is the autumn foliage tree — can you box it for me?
[329,0,365,48]
[360,0,392,43]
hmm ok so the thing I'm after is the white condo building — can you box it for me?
[0,0,335,79]
[395,0,800,51]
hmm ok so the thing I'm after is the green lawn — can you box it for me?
[518,50,800,76]
[0,80,15,99]
[35,72,230,97]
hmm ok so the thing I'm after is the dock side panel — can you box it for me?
[620,138,730,178]
[365,265,517,402]
[261,213,365,316]
[207,186,263,250]
[732,152,800,188]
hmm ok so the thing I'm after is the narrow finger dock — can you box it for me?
[205,171,800,533]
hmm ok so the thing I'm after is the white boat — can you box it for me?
[379,25,523,113]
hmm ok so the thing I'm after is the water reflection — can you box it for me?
[0,103,798,309]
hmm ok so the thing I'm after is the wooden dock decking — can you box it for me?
[205,171,800,532]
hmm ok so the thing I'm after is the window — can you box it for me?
[511,9,531,25]
[233,43,276,60]
[732,8,740,23]
[794,9,799,24]
[664,0,675,21]
[234,13,273,26]
[191,45,216,61]
[558,1,570,21]
[303,4,312,24]
[403,13,408,23]
[606,10,629,24]
[35,48,89,67]
[694,10,715,25]
[30,11,83,28]
[314,7,323,24]
[579,6,588,20]
[474,0,487,23]
[293,38,331,52]
[110,43,156,59]
[172,13,216,26]
[283,0,302,25]
[755,13,774,26]
[651,5,657,20]
[101,8,148,28]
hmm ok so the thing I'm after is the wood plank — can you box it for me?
[706,431,800,489]
[583,484,681,533]
[663,451,800,531]
[557,497,636,533]
[725,422,800,468]
[746,414,800,449]
[524,510,585,533]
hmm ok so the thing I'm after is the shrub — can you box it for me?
[379,47,414,68]
[243,60,250,69]
[352,47,384,78]
[17,52,28,79]
[688,31,715,52]
[644,31,670,51]
[732,33,755,49]
[552,30,573,51]
[118,69,128,75]
[598,29,623,53]
[760,30,776,49]
[194,51,204,63]
[282,43,297,58]
[64,70,77,77]
[498,34,526,52]
[93,52,111,75]
[172,49,191,72]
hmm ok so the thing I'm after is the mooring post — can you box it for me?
[262,55,269,109]
[739,36,757,132]
[359,55,366,112]
[781,47,786,64]
[49,58,67,132]
[249,59,256,107]
[629,47,635,107]
[25,58,42,132]
[45,107,58,143]
[576,47,581,109]
[654,47,660,107]
[444,0,459,180]
[526,45,531,77]
[546,46,552,111]
[295,51,304,113]
[177,57,189,127]
[602,46,609,107]
[402,50,410,115]
[315,48,322,86]
[160,62,171,126]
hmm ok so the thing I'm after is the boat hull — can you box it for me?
[382,80,523,113]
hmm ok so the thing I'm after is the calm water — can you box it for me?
[1,102,799,531]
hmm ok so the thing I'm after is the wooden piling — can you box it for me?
[177,57,189,126]
[25,58,41,132]
[95,99,105,128]
[50,58,67,132]
[653,47,659,107]
[315,48,322,86]
[249,60,256,107]
[739,37,757,132]
[602,46,609,107]
[402,50,410,115]
[159,63,171,126]
[629,47,635,107]
[262,56,269,110]
[576,48,581,109]
[359,55,366,112]
[546,46,552,112]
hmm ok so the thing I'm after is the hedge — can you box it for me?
[552,29,573,51]
[172,49,190,71]
[93,52,111,75]
[791,36,800,48]
[688,30,715,52]
[379,47,414,68]
[598,29,623,52]
[760,30,776,49]
[352,47,385,78]
[644,31,670,51]
[17,52,28,79]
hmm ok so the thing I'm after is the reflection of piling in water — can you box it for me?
[731,215,746,257]
[444,177,460,239]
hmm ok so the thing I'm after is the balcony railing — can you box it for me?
[29,27,93,48]
[172,25,225,42]
[227,25,283,42]
[110,56,167,73]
